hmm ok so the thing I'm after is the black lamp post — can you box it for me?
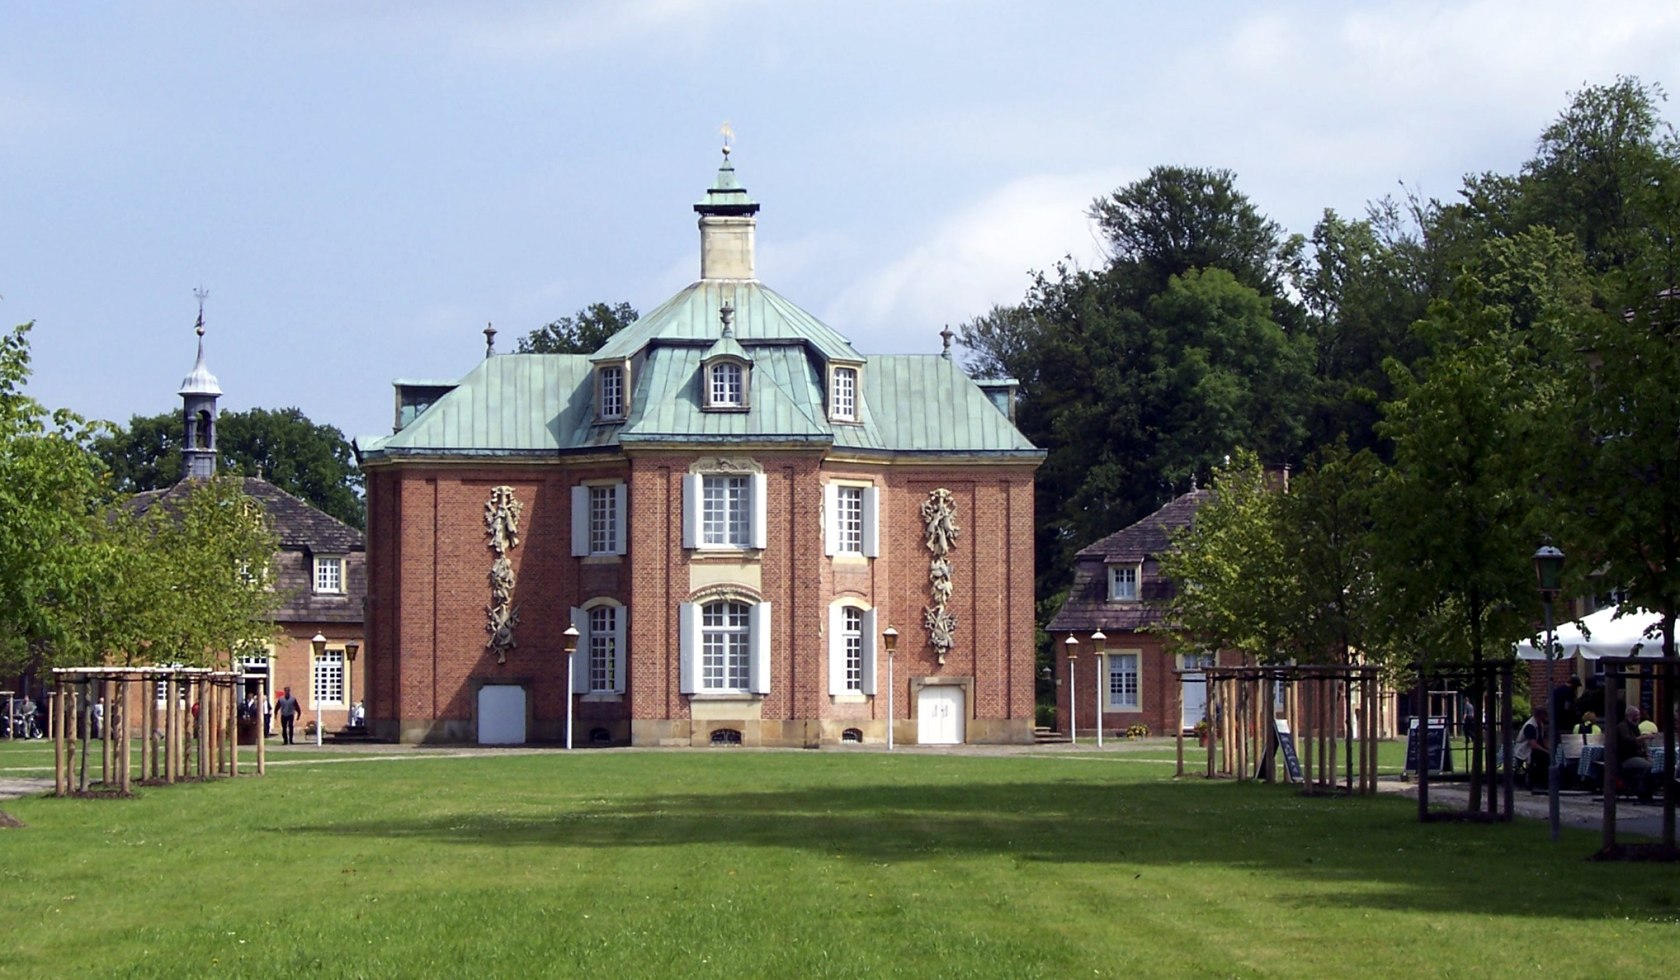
[1533,542,1565,841]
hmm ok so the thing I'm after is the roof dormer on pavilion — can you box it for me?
[700,302,752,412]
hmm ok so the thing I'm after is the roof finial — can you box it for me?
[940,324,954,359]
[719,302,735,337]
[193,286,209,337]
[720,121,733,158]
[484,322,497,359]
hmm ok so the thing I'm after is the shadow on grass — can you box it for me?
[283,776,1664,917]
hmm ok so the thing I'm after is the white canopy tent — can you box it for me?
[1514,605,1672,660]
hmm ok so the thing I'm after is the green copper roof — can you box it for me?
[694,149,759,216]
[593,279,861,364]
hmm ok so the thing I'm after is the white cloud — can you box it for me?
[821,170,1126,352]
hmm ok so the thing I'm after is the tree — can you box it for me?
[0,323,116,672]
[1158,451,1293,662]
[515,301,638,355]
[95,407,365,529]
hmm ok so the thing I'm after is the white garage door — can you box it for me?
[477,685,527,745]
[917,685,966,745]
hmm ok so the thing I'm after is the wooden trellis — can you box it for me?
[49,666,269,796]
[1176,663,1383,796]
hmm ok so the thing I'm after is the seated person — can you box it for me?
[1575,711,1602,737]
[1616,708,1656,803]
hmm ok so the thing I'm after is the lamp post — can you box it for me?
[1091,629,1107,748]
[310,633,327,747]
[1533,542,1565,842]
[882,627,899,751]
[344,641,360,730]
[562,624,580,750]
[1065,634,1079,745]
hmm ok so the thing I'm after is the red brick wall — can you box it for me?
[366,453,1037,743]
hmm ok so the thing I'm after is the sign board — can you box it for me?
[1274,717,1304,783]
[1404,716,1453,774]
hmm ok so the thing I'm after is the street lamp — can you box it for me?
[310,633,327,747]
[562,624,580,750]
[1533,542,1565,842]
[1064,633,1079,745]
[1091,629,1107,748]
[344,641,360,730]
[882,627,899,750]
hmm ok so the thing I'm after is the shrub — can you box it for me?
[1125,723,1150,738]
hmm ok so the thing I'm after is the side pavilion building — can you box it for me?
[355,152,1044,747]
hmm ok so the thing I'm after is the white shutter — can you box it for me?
[571,487,589,557]
[750,601,772,694]
[682,474,701,549]
[861,607,877,695]
[678,602,699,694]
[862,486,880,558]
[827,602,845,695]
[750,472,768,549]
[571,606,590,693]
[612,483,628,556]
[612,604,627,694]
[823,483,839,556]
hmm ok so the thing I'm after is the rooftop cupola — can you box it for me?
[177,291,222,479]
[694,144,760,281]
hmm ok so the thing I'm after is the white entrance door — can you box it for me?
[1180,654,1216,731]
[477,685,527,745]
[917,686,965,745]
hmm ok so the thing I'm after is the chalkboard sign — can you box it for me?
[1404,717,1453,773]
[1274,717,1303,783]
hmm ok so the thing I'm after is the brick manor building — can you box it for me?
[355,151,1044,746]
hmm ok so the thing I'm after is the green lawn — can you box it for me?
[1,740,1676,978]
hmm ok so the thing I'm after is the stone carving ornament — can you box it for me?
[484,486,524,663]
[920,488,960,665]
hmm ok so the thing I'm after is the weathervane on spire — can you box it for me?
[720,121,734,157]
[193,286,209,337]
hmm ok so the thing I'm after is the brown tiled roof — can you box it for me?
[129,478,363,553]
[1048,488,1210,634]
[125,477,365,626]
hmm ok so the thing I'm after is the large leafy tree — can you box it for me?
[95,407,364,529]
[515,301,638,355]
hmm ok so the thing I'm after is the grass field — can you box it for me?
[2,739,1677,978]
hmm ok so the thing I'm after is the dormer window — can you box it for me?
[597,363,627,421]
[1108,564,1140,602]
[704,359,750,411]
[829,365,858,422]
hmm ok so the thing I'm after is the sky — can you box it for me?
[5,1,1679,443]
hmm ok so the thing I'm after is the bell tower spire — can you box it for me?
[178,288,222,480]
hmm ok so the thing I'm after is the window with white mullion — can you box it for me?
[837,486,864,554]
[1107,653,1140,710]
[599,365,625,419]
[1109,564,1138,601]
[710,362,743,406]
[703,475,750,547]
[842,606,863,692]
[588,605,617,692]
[702,601,752,691]
[589,486,617,555]
[832,366,857,421]
[313,650,345,707]
[315,556,344,594]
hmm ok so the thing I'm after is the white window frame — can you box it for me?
[597,363,627,421]
[571,601,627,695]
[682,471,767,551]
[827,601,877,696]
[1107,651,1141,711]
[1108,564,1140,602]
[708,360,745,408]
[830,365,859,422]
[679,599,771,695]
[571,482,627,557]
[314,555,345,594]
[312,648,346,708]
[823,482,879,558]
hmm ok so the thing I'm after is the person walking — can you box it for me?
[275,686,301,745]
